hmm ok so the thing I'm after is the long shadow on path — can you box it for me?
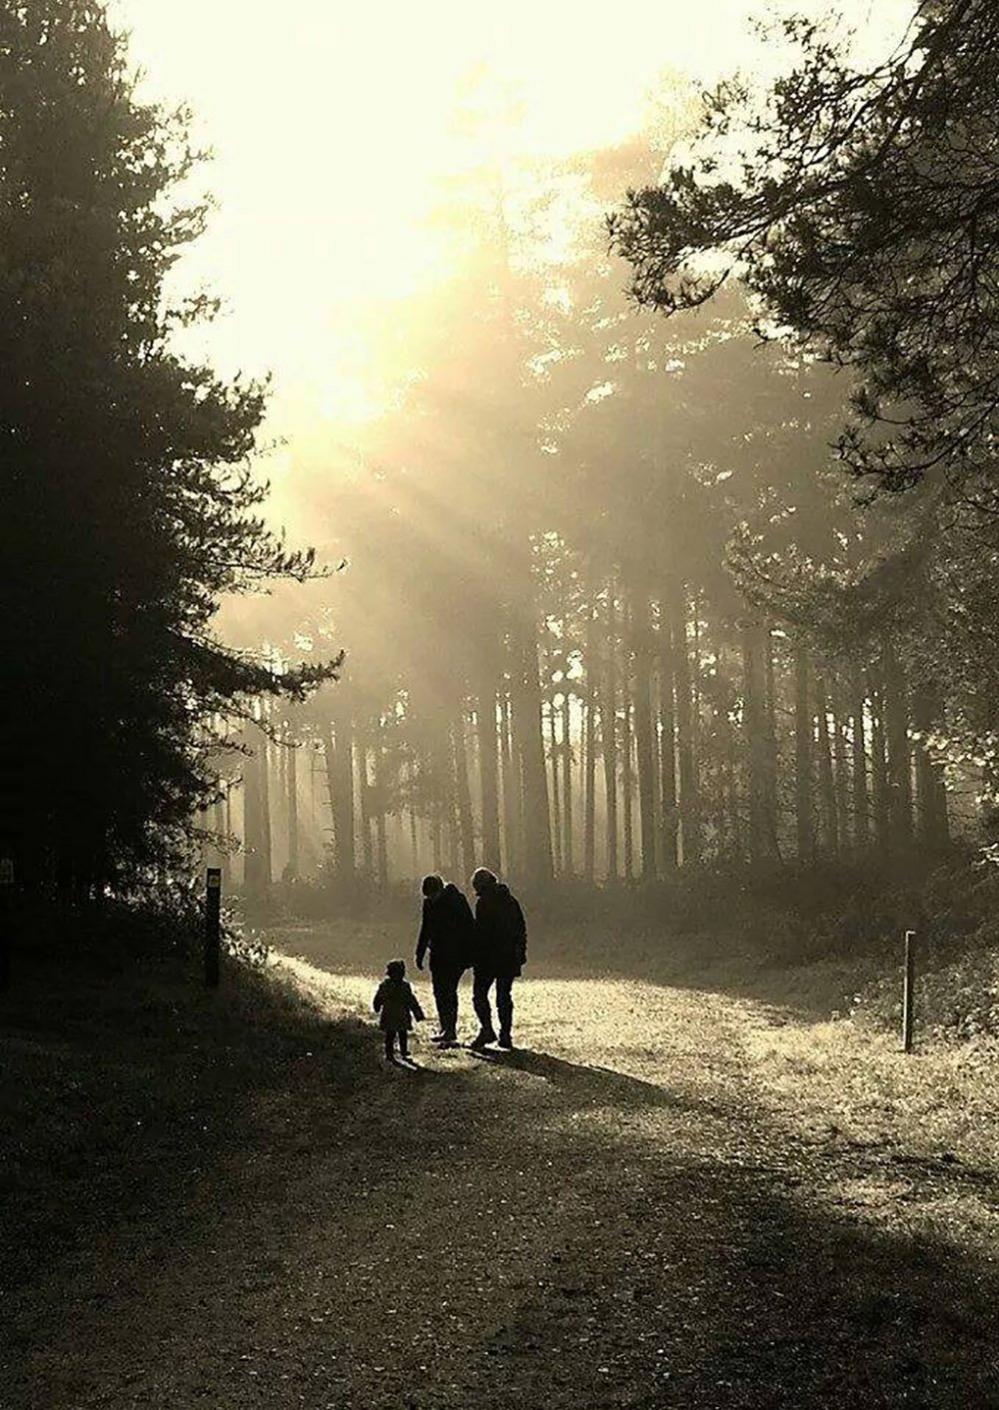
[464,1047,999,1409]
[471,1044,732,1121]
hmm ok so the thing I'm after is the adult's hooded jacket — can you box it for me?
[415,883,475,973]
[474,884,527,978]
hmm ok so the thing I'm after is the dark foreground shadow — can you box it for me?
[463,1050,999,1408]
[470,1132,999,1409]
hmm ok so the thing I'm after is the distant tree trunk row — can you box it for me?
[231,572,955,900]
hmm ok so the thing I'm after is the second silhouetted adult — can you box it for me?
[470,867,527,1050]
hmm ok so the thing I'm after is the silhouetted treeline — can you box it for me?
[0,2,333,900]
[231,581,962,900]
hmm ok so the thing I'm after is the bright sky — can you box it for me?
[111,0,911,474]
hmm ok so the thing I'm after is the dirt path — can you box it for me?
[8,959,999,1409]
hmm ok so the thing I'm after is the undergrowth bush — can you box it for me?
[11,874,271,975]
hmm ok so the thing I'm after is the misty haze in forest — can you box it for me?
[5,3,999,1408]
[198,3,962,907]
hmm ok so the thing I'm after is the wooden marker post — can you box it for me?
[205,867,222,989]
[0,856,12,990]
[902,929,916,1053]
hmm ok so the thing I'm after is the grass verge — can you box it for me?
[1,919,363,1296]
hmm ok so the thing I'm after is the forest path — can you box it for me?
[10,955,999,1409]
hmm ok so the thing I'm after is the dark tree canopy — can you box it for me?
[0,1,336,893]
[610,1,999,498]
[604,0,999,781]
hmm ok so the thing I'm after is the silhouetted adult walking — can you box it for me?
[470,867,527,1050]
[415,873,474,1046]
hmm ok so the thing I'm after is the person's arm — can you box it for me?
[458,893,476,965]
[373,982,384,1014]
[408,984,425,1022]
[415,899,431,970]
[513,899,527,967]
[473,896,493,953]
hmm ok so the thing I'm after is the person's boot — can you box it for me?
[497,1030,513,1049]
[470,1029,495,1051]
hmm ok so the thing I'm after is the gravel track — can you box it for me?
[7,953,998,1409]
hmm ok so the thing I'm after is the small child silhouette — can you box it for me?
[373,959,425,1062]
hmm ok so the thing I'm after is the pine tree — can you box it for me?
[0,1,336,894]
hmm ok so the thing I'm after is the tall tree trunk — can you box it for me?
[851,676,870,849]
[562,689,574,876]
[327,708,356,884]
[691,590,702,777]
[373,733,389,890]
[286,740,299,880]
[621,593,634,880]
[547,694,563,876]
[725,704,743,861]
[632,583,658,881]
[476,669,501,872]
[913,684,949,850]
[473,699,498,874]
[500,690,519,876]
[437,722,457,879]
[667,577,700,865]
[408,763,419,879]
[658,598,678,870]
[832,686,851,851]
[357,733,374,877]
[742,622,764,867]
[868,672,891,849]
[259,723,272,890]
[510,621,554,888]
[242,719,266,901]
[602,583,619,879]
[430,744,444,873]
[763,629,781,859]
[815,676,839,854]
[883,644,914,849]
[794,644,814,862]
[742,621,778,867]
[583,598,598,883]
[324,734,337,875]
[453,712,476,880]
[275,737,287,874]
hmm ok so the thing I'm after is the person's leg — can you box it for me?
[496,976,514,1045]
[471,970,496,1045]
[384,1029,395,1060]
[441,968,460,1039]
[431,970,450,1037]
[399,1030,409,1060]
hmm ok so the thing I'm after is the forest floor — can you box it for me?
[4,917,999,1409]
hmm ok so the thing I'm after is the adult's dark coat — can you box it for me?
[474,884,527,978]
[416,883,475,973]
